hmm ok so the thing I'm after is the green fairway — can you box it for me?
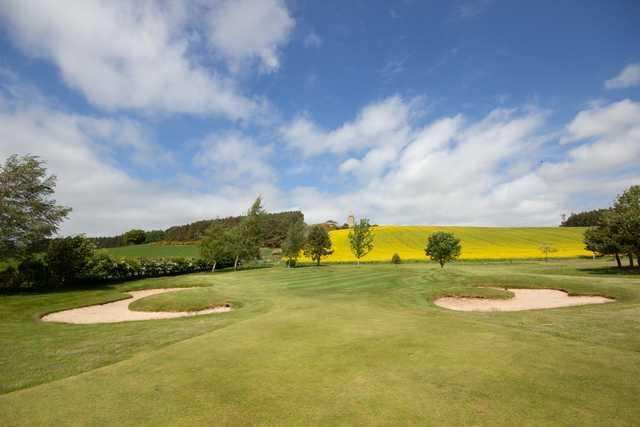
[1,259,639,425]
[101,243,201,258]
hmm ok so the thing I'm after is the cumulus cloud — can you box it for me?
[283,97,640,226]
[605,63,640,89]
[0,88,282,236]
[280,95,413,157]
[206,0,294,72]
[0,0,297,119]
[195,131,274,182]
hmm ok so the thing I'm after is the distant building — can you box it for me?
[347,213,355,227]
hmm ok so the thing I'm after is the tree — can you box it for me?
[560,209,609,227]
[200,223,234,271]
[348,218,374,265]
[425,231,461,268]
[584,226,623,267]
[303,224,333,266]
[199,197,267,271]
[0,154,71,260]
[539,244,558,261]
[46,235,94,287]
[391,253,401,265]
[123,229,146,245]
[282,219,305,267]
[611,185,640,269]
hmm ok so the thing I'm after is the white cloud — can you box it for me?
[195,131,274,182]
[605,63,640,89]
[281,95,412,157]
[283,97,640,226]
[206,0,294,72]
[0,0,268,119]
[0,88,283,236]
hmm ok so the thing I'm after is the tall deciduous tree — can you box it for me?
[425,231,461,268]
[348,218,374,265]
[584,226,623,267]
[282,219,305,267]
[0,154,71,260]
[303,224,333,266]
[612,185,640,269]
[199,197,267,271]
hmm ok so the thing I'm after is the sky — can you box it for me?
[0,0,639,236]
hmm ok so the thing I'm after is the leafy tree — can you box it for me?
[560,209,609,227]
[584,226,623,267]
[348,218,374,265]
[391,253,401,265]
[611,185,640,269]
[200,223,232,271]
[123,229,146,245]
[199,197,268,271]
[241,196,267,259]
[282,219,306,267]
[303,224,333,266]
[425,231,461,268]
[0,154,71,260]
[46,235,94,287]
[539,244,558,261]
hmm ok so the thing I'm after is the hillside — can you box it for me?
[324,226,590,262]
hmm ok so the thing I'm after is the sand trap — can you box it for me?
[41,288,232,324]
[434,288,613,312]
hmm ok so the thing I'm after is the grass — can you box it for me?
[323,225,591,262]
[101,242,201,258]
[102,244,274,260]
[1,258,640,425]
[129,287,234,312]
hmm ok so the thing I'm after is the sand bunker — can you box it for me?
[42,288,232,324]
[434,288,613,312]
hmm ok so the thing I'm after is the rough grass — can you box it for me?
[129,287,234,312]
[101,243,200,258]
[1,259,639,426]
[322,225,591,262]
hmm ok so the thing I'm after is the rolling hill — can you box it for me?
[323,226,591,262]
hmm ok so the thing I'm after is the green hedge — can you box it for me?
[0,254,213,291]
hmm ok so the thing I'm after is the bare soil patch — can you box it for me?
[41,288,232,324]
[434,288,613,312]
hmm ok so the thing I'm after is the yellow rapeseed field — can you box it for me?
[317,225,590,262]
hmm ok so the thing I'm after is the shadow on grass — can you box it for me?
[578,266,640,276]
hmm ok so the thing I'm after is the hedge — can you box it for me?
[0,254,213,291]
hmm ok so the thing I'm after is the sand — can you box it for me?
[434,288,613,312]
[41,288,232,324]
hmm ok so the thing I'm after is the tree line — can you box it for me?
[560,209,609,227]
[584,185,640,269]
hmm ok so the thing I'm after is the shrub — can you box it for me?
[285,258,296,268]
[46,235,95,287]
[391,253,401,264]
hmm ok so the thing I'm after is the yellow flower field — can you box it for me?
[316,225,591,262]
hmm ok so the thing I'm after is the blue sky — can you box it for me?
[0,0,639,235]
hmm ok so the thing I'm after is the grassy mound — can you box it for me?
[322,225,590,262]
[434,286,514,300]
[129,288,233,312]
